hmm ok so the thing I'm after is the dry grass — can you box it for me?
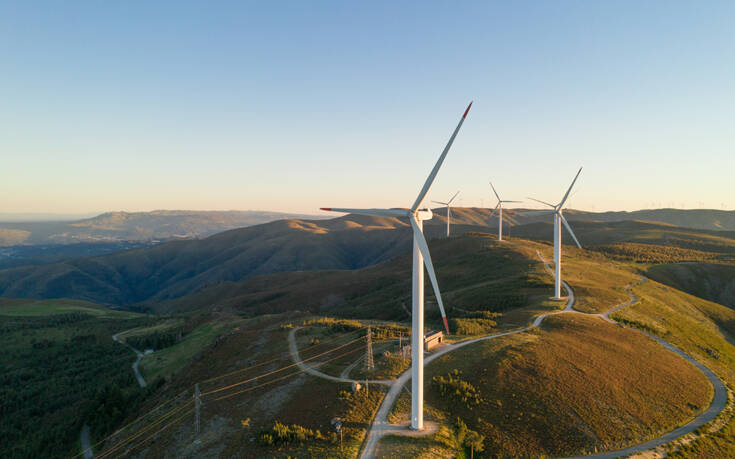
[612,280,735,458]
[424,313,712,457]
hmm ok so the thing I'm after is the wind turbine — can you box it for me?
[489,182,521,241]
[523,167,583,299]
[321,102,472,431]
[432,191,460,237]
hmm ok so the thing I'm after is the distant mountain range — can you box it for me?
[536,208,735,231]
[1,208,735,308]
[0,210,324,246]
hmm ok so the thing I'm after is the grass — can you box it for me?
[139,317,236,382]
[647,262,735,309]
[0,297,142,318]
[374,433,456,458]
[533,246,639,314]
[121,314,388,458]
[611,279,735,458]
[421,313,712,457]
[113,318,185,340]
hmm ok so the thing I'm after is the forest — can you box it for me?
[0,311,160,458]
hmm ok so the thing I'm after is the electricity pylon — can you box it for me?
[365,327,374,371]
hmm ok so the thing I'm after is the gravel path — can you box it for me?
[80,424,93,458]
[287,328,392,385]
[112,331,147,388]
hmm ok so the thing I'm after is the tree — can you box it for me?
[464,430,485,459]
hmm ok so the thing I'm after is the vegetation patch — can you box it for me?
[0,303,158,457]
[432,370,484,409]
[613,279,735,458]
[594,242,722,264]
[450,318,498,336]
[425,313,712,457]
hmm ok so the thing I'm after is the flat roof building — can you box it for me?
[424,330,443,352]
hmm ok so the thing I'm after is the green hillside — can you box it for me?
[2,210,735,311]
[0,300,158,458]
[646,262,735,309]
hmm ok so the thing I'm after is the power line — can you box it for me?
[201,334,366,396]
[74,388,192,458]
[84,326,380,457]
[120,407,195,457]
[199,326,366,385]
[210,342,367,403]
[95,400,194,459]
[80,327,368,457]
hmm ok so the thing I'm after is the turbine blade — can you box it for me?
[409,215,450,334]
[527,197,555,208]
[501,200,523,203]
[560,214,582,248]
[489,181,501,201]
[411,102,473,212]
[489,202,500,218]
[320,208,408,218]
[559,167,583,208]
[447,190,460,205]
[432,201,448,205]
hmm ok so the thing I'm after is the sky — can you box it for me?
[1,1,734,216]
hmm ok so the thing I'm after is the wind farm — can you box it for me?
[3,2,735,458]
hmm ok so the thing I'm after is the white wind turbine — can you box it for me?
[523,167,583,299]
[432,191,460,237]
[321,102,473,430]
[489,181,522,241]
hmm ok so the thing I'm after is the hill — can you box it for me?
[0,209,323,246]
[646,262,735,309]
[517,208,735,232]
[84,235,735,458]
[419,313,711,457]
[0,299,156,458]
[2,209,735,309]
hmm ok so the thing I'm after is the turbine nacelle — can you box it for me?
[416,208,433,221]
[320,101,473,338]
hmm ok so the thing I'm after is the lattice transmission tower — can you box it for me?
[365,326,374,371]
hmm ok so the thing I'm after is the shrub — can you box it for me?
[432,370,484,409]
[450,318,497,335]
[258,421,325,445]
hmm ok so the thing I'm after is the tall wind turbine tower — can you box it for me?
[489,182,521,241]
[432,191,460,237]
[321,102,472,430]
[523,167,583,299]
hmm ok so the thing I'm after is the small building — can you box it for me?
[424,330,444,352]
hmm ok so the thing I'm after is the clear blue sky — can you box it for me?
[1,1,733,215]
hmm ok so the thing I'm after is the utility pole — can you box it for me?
[194,383,201,435]
[331,418,342,452]
[365,326,374,371]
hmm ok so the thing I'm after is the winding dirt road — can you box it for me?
[80,424,93,458]
[356,251,727,459]
[112,332,147,388]
[288,328,392,385]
